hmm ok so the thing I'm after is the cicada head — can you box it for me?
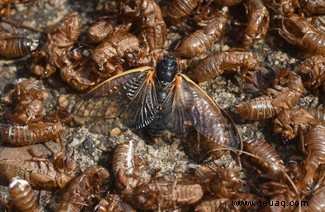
[156,54,178,84]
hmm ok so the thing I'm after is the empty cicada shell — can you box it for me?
[298,125,325,192]
[167,0,198,24]
[88,21,115,43]
[2,78,45,125]
[137,0,167,51]
[236,69,305,121]
[266,69,305,109]
[91,33,142,77]
[244,139,286,178]
[235,95,279,121]
[194,198,240,212]
[122,177,204,211]
[30,12,81,78]
[195,165,243,199]
[94,194,136,212]
[0,145,77,189]
[274,108,325,140]
[9,177,39,212]
[176,12,229,58]
[187,51,260,84]
[262,185,298,212]
[0,30,38,59]
[298,55,325,91]
[243,0,269,46]
[264,0,294,15]
[87,21,131,43]
[113,140,141,192]
[301,186,325,211]
[279,14,325,55]
[57,166,110,212]
[59,46,97,92]
[0,110,71,146]
[294,0,325,16]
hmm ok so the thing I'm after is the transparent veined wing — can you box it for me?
[164,73,240,147]
[72,66,158,129]
[162,74,191,136]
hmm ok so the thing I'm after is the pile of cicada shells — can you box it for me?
[0,0,324,211]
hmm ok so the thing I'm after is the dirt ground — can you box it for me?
[0,0,323,211]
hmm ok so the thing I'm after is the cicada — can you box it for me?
[72,54,239,147]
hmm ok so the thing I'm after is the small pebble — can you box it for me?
[83,138,94,150]
[69,138,82,148]
[58,95,69,109]
[110,127,121,137]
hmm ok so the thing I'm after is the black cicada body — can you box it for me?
[72,54,239,147]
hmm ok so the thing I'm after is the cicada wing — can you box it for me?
[178,74,240,148]
[162,75,191,136]
[72,66,158,129]
[120,70,158,129]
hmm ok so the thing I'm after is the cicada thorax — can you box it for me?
[144,54,179,137]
